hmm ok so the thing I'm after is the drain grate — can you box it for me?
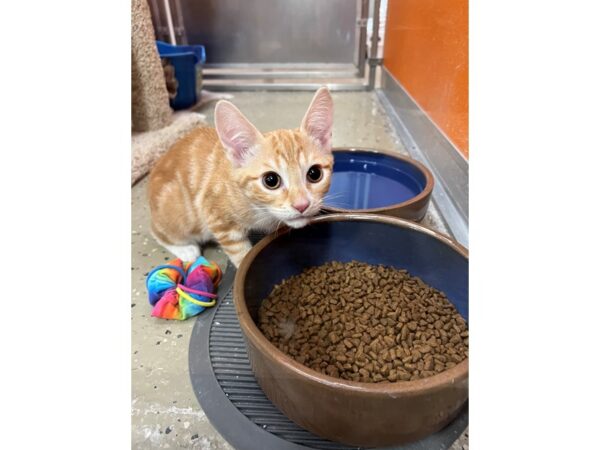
[189,263,468,450]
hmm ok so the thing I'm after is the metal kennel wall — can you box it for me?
[149,0,382,90]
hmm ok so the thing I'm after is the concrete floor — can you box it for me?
[132,91,466,449]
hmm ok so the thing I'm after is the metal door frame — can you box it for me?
[150,0,382,91]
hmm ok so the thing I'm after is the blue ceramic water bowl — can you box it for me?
[323,148,434,222]
[235,214,468,446]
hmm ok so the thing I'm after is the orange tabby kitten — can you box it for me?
[148,87,334,267]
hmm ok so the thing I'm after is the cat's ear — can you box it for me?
[301,87,334,152]
[215,100,264,167]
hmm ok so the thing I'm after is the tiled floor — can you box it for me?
[131,91,466,449]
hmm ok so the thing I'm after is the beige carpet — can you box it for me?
[131,111,206,185]
[131,91,235,185]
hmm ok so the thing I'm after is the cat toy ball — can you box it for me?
[146,256,222,320]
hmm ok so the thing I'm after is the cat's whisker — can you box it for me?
[322,192,347,202]
[323,191,346,198]
[252,205,287,211]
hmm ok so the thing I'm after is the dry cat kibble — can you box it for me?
[258,261,468,383]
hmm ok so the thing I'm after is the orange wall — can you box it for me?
[383,0,469,156]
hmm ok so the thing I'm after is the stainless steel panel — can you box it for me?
[357,0,369,77]
[367,0,381,88]
[178,0,358,64]
[378,68,469,247]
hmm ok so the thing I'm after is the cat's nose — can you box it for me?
[292,200,310,214]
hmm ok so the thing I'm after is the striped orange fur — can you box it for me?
[148,88,334,267]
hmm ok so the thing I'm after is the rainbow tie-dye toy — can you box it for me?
[146,257,222,320]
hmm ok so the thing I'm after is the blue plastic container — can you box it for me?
[156,41,206,110]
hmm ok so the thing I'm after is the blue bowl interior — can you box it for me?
[243,220,468,327]
[325,151,427,210]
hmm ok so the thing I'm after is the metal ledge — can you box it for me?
[377,68,469,247]
[203,63,360,70]
[203,71,361,80]
[202,81,373,92]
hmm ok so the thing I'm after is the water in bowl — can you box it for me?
[325,152,426,210]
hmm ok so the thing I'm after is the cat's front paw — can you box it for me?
[224,242,252,268]
[164,243,201,262]
[229,253,246,268]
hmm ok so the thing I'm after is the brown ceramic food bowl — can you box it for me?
[322,148,434,222]
[234,214,468,447]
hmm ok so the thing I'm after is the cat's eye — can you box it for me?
[307,165,323,183]
[262,171,281,189]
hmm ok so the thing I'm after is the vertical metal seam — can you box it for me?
[161,0,176,44]
[368,0,382,90]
